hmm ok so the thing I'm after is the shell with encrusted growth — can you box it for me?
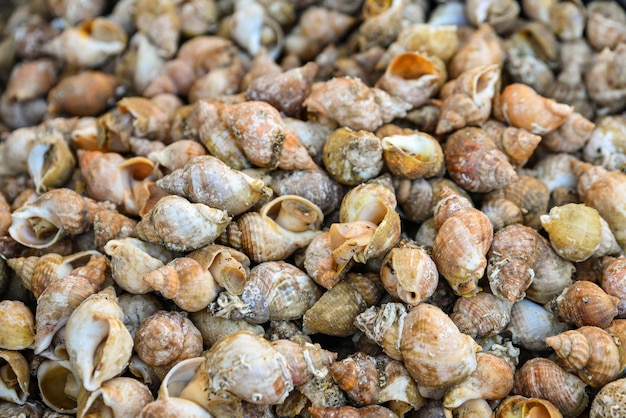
[323,127,384,186]
[583,115,626,172]
[137,195,231,252]
[589,377,626,418]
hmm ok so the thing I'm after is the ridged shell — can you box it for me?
[482,119,542,168]
[450,292,512,339]
[269,169,344,215]
[380,239,438,306]
[156,155,271,216]
[323,127,384,186]
[444,127,518,193]
[303,272,384,337]
[449,24,505,79]
[0,349,30,405]
[189,310,264,347]
[137,195,231,252]
[601,256,626,318]
[381,131,444,179]
[148,140,208,177]
[548,280,620,328]
[77,376,155,418]
[513,358,588,417]
[590,377,626,418]
[93,210,137,252]
[507,298,570,352]
[401,303,481,390]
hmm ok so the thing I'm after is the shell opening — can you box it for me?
[28,217,60,241]
[272,200,320,232]
[0,364,18,390]
[38,362,78,412]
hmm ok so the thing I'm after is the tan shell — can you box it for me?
[583,115,626,172]
[117,292,163,339]
[8,188,114,249]
[513,357,588,417]
[466,0,520,33]
[381,131,445,179]
[77,376,155,418]
[137,195,231,252]
[143,257,220,312]
[497,83,573,135]
[600,256,626,318]
[541,203,621,262]
[323,127,384,186]
[573,160,626,253]
[541,112,595,153]
[189,310,264,347]
[449,24,505,79]
[156,155,271,216]
[487,224,574,303]
[139,397,213,417]
[375,52,442,108]
[223,195,323,263]
[450,292,512,339]
[134,310,203,377]
[546,326,621,388]
[0,349,30,405]
[481,119,542,168]
[444,127,518,193]
[0,300,34,351]
[380,239,438,306]
[586,44,626,114]
[65,287,134,391]
[401,303,481,390]
[37,359,79,414]
[495,395,563,418]
[436,64,501,135]
[93,210,138,252]
[548,280,620,329]
[27,131,76,194]
[481,197,524,231]
[147,140,207,177]
[433,186,493,297]
[303,76,411,132]
[187,244,250,296]
[303,272,384,337]
[48,71,117,117]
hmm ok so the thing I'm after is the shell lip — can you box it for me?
[8,206,64,249]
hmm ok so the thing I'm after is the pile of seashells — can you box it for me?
[1,0,626,416]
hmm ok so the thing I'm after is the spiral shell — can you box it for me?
[586,44,626,114]
[513,357,588,417]
[77,376,155,418]
[600,256,626,318]
[541,112,595,154]
[0,300,34,351]
[137,195,231,252]
[481,119,542,169]
[269,169,344,215]
[380,239,438,306]
[8,188,114,249]
[0,350,29,405]
[48,71,117,117]
[450,292,512,339]
[444,127,518,193]
[27,131,75,194]
[507,298,570,352]
[548,280,620,329]
[432,186,493,297]
[323,127,384,186]
[65,287,134,391]
[583,115,626,172]
[37,359,80,413]
[449,24,505,79]
[495,395,563,418]
[381,131,445,180]
[156,155,271,216]
[189,310,264,347]
[546,326,621,388]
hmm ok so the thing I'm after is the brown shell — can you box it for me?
[381,131,445,180]
[323,127,384,186]
[449,24,505,79]
[93,210,137,252]
[450,292,512,339]
[302,272,384,337]
[600,256,626,318]
[48,71,117,116]
[481,119,542,168]
[513,357,588,417]
[548,280,620,328]
[495,395,563,418]
[444,127,518,193]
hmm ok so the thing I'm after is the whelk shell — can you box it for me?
[0,349,29,405]
[381,130,445,179]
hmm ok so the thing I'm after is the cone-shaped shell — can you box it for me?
[8,188,114,249]
[93,210,138,252]
[143,257,219,312]
[77,376,154,418]
[375,52,442,108]
[449,24,505,79]
[444,127,518,193]
[549,280,620,329]
[401,303,481,389]
[485,175,550,230]
[137,195,231,252]
[546,326,621,388]
[189,310,264,347]
[156,155,271,216]
[513,358,588,417]
[65,287,134,391]
[303,272,384,336]
[497,83,573,135]
[187,244,250,295]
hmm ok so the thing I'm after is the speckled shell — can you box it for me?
[586,1,626,51]
[488,224,574,303]
[93,210,138,252]
[436,64,501,135]
[134,310,203,377]
[375,52,442,108]
[137,195,231,252]
[541,203,620,262]
[548,280,620,328]
[450,292,512,339]
[148,140,207,177]
[323,127,384,186]
[443,352,515,409]
[546,326,621,388]
[444,127,518,193]
[573,160,626,253]
[65,287,134,391]
[8,188,115,249]
[303,76,411,132]
[583,115,626,172]
[513,357,588,417]
[380,239,438,306]
[507,298,570,352]
[303,272,384,337]
[401,303,481,390]
[381,131,445,179]
[590,377,626,418]
[118,293,163,339]
[270,169,344,216]
[497,83,573,135]
[601,256,626,318]
[433,186,493,296]
[466,0,520,33]
[586,44,626,114]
